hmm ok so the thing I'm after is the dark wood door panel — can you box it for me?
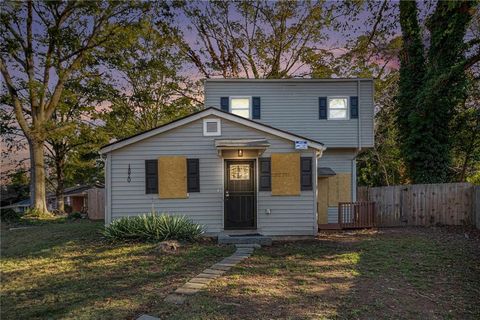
[224,160,256,229]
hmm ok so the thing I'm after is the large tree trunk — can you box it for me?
[28,139,35,208]
[55,157,65,213]
[31,139,49,213]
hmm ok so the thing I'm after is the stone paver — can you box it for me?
[137,314,160,320]
[163,294,186,305]
[163,245,259,306]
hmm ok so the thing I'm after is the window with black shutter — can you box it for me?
[145,160,158,194]
[319,97,327,119]
[259,158,271,191]
[187,159,200,192]
[300,157,313,190]
[252,97,261,119]
[350,96,359,119]
[220,97,229,112]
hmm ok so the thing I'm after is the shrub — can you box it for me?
[68,211,82,219]
[103,213,205,242]
[0,208,20,222]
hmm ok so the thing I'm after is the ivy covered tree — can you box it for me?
[397,0,477,183]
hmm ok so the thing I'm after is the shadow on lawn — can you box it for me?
[157,229,480,320]
[1,222,233,320]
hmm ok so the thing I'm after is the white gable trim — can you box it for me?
[99,108,326,154]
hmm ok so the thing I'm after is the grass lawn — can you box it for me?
[0,220,234,319]
[156,228,480,320]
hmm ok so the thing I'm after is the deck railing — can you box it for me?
[338,202,376,229]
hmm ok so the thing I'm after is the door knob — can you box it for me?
[225,190,229,199]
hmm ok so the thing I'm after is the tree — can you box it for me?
[176,0,336,79]
[0,1,147,212]
[44,79,109,212]
[397,0,477,183]
[100,19,199,139]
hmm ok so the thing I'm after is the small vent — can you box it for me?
[203,118,221,136]
[206,121,218,133]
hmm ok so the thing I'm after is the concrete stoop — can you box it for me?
[218,234,272,246]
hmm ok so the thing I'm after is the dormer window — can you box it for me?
[230,97,251,118]
[328,97,348,120]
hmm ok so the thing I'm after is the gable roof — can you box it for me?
[99,107,326,154]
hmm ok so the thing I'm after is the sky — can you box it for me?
[0,0,445,180]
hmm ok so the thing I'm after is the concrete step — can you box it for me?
[218,234,272,246]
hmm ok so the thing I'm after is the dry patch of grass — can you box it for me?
[1,220,233,320]
[157,228,480,320]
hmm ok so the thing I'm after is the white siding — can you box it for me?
[205,79,374,148]
[109,117,317,236]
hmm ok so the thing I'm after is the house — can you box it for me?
[100,78,374,236]
[1,198,31,213]
[47,183,104,214]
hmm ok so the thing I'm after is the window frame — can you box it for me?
[203,118,221,136]
[229,96,252,119]
[327,96,349,120]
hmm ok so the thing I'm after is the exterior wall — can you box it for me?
[317,148,358,223]
[205,79,374,148]
[107,116,317,236]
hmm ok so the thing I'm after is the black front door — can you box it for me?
[224,160,256,229]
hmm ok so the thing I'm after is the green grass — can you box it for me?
[153,229,480,320]
[0,220,234,320]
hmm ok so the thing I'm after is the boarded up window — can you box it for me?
[271,153,300,196]
[145,160,158,194]
[158,156,187,199]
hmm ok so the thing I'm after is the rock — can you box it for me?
[156,240,181,254]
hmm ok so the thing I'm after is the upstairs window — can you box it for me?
[328,97,348,120]
[231,97,250,118]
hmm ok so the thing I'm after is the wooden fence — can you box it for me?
[357,183,476,227]
[338,202,375,229]
[86,188,105,220]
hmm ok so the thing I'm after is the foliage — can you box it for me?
[357,73,407,186]
[397,0,477,183]
[23,208,54,220]
[103,213,205,242]
[0,168,29,206]
[68,211,83,220]
[0,1,148,212]
[0,208,20,223]
[99,17,200,140]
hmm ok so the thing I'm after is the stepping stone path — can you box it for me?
[161,244,259,306]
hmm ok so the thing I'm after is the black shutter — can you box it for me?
[187,159,200,192]
[319,97,327,119]
[252,97,261,119]
[220,97,229,112]
[259,158,271,191]
[300,157,313,191]
[145,160,158,194]
[350,96,358,119]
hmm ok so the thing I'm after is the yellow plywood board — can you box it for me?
[328,175,338,206]
[338,173,352,202]
[158,156,187,199]
[327,173,352,206]
[317,177,329,224]
[271,153,300,196]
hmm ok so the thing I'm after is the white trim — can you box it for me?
[100,108,326,154]
[229,96,252,119]
[203,118,221,136]
[327,96,349,120]
[105,153,112,225]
